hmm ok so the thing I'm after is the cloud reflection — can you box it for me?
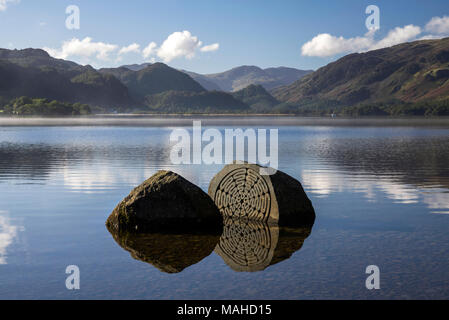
[301,169,449,213]
[0,211,24,265]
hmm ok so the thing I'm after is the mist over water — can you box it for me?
[1,116,449,127]
[0,117,448,299]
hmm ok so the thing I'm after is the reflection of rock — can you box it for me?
[215,217,313,272]
[107,226,220,273]
[208,163,315,226]
[106,170,222,233]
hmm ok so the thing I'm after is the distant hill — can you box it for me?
[3,42,449,116]
[231,84,280,112]
[0,48,133,110]
[183,66,313,92]
[1,96,91,116]
[273,37,449,115]
[144,90,250,113]
[121,63,152,71]
[99,63,205,101]
[180,70,223,91]
[105,63,249,113]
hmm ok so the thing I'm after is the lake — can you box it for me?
[0,116,448,299]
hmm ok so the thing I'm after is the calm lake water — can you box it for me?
[0,116,448,299]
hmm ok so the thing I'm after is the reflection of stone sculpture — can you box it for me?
[210,163,315,272]
[107,227,220,273]
[215,218,278,272]
[209,163,315,226]
[106,164,315,274]
[106,170,222,233]
[215,217,312,272]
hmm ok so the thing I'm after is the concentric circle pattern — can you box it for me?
[217,218,273,270]
[214,167,271,221]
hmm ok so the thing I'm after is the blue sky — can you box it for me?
[1,0,449,73]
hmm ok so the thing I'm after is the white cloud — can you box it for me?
[0,0,19,12]
[418,34,447,40]
[118,43,140,55]
[157,30,203,62]
[142,41,157,59]
[42,31,218,66]
[142,32,219,61]
[200,43,220,52]
[44,37,118,61]
[425,16,449,34]
[302,24,422,57]
[370,25,421,50]
[301,32,375,57]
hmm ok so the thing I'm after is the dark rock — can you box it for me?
[107,227,219,273]
[435,69,449,80]
[208,163,315,226]
[106,170,223,233]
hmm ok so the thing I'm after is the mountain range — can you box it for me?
[231,84,280,112]
[1,37,449,116]
[0,48,133,110]
[273,37,449,115]
[99,63,205,100]
[182,66,313,92]
[119,64,312,92]
[0,49,302,113]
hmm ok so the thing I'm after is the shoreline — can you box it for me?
[1,114,449,127]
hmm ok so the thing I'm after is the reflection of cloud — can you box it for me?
[56,165,157,193]
[377,181,419,204]
[0,0,19,12]
[301,169,373,197]
[301,169,449,212]
[53,163,207,194]
[303,172,335,195]
[0,211,24,265]
[422,191,449,214]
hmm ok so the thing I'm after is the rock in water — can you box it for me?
[208,163,315,226]
[106,170,223,233]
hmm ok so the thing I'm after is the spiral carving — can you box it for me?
[216,218,277,272]
[213,167,271,221]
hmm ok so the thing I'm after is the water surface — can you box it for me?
[0,117,448,299]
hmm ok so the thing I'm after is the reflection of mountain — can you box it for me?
[0,143,79,181]
[215,218,312,272]
[107,228,219,273]
[0,142,169,185]
[306,136,449,190]
[301,135,449,213]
